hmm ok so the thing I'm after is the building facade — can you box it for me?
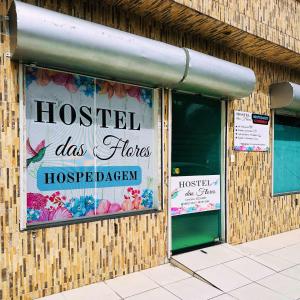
[0,0,300,299]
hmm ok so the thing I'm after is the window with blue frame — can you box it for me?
[273,114,300,194]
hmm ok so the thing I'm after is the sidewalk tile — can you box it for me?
[37,294,65,300]
[62,282,120,300]
[251,253,296,272]
[165,277,222,300]
[200,244,243,263]
[258,273,300,299]
[224,257,275,281]
[230,283,289,300]
[232,244,265,256]
[105,272,158,298]
[237,237,283,254]
[197,265,251,292]
[125,287,179,300]
[173,250,210,271]
[209,294,235,300]
[142,263,191,286]
[272,229,300,244]
[235,230,300,254]
[174,245,242,271]
[280,265,300,281]
[270,244,300,264]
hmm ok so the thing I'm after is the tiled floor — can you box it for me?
[38,228,300,300]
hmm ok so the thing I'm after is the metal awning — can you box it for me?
[9,1,256,99]
[270,82,300,113]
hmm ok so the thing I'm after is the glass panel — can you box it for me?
[25,66,161,226]
[172,211,220,251]
[274,115,300,194]
[171,93,221,176]
[93,79,160,216]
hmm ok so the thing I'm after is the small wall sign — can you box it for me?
[234,111,269,152]
[171,175,220,216]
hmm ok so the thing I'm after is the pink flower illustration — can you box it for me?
[123,187,144,210]
[50,207,72,221]
[132,196,143,210]
[114,83,127,98]
[99,81,114,99]
[27,193,48,210]
[171,207,182,216]
[52,72,70,85]
[64,76,78,93]
[85,210,96,217]
[37,208,51,222]
[205,203,214,210]
[127,86,141,101]
[108,203,122,213]
[96,200,111,214]
[36,69,52,86]
[38,207,72,222]
[46,191,66,207]
[52,73,78,93]
[121,198,133,211]
[98,81,142,102]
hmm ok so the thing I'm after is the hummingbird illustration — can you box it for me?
[171,189,180,199]
[26,138,50,167]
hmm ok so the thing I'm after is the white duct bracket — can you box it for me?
[9,1,256,99]
[270,82,300,113]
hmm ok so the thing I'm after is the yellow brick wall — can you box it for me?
[174,0,300,53]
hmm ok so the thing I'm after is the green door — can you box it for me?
[171,92,222,252]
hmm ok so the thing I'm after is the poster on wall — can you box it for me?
[25,66,161,225]
[234,111,269,152]
[171,175,220,216]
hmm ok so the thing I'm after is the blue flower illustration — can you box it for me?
[140,88,152,108]
[187,207,196,213]
[64,195,99,217]
[96,80,103,93]
[74,75,95,97]
[25,70,37,88]
[27,208,41,221]
[141,189,153,208]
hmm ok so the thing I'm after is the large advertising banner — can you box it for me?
[171,175,220,216]
[25,66,160,225]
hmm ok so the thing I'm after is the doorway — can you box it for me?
[171,91,225,252]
